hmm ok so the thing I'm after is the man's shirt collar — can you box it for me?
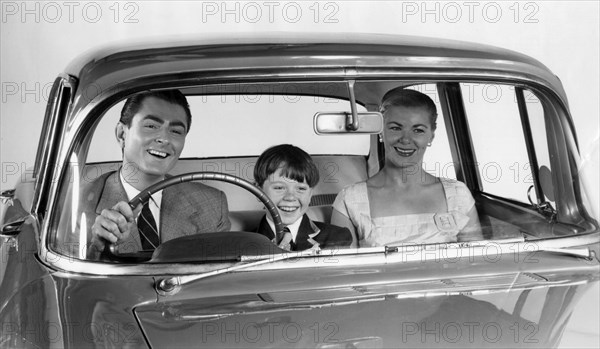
[119,170,163,225]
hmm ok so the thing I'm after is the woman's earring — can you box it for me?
[378,134,383,143]
[427,142,432,147]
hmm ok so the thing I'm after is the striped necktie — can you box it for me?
[277,227,293,251]
[137,202,159,250]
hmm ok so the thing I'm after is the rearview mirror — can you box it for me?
[314,112,383,134]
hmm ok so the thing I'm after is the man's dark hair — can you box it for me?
[254,144,320,188]
[120,90,192,131]
[380,88,437,131]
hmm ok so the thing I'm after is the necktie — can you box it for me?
[277,227,294,251]
[137,202,159,250]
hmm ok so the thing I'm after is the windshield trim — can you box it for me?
[40,232,599,276]
[42,74,585,270]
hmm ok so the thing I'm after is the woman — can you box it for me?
[331,88,482,247]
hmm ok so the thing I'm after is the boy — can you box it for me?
[254,144,352,251]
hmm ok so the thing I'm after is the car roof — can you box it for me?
[65,33,567,118]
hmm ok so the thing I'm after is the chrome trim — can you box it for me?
[1,217,27,237]
[39,232,600,277]
[346,80,359,131]
[32,75,76,219]
[63,34,568,107]
[160,278,590,321]
[0,189,15,206]
[31,80,63,216]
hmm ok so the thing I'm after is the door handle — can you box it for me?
[1,217,26,237]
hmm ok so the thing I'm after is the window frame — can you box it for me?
[41,75,598,273]
[33,75,75,220]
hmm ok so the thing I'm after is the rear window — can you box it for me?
[87,94,370,162]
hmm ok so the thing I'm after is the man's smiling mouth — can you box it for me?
[394,147,416,157]
[147,149,169,159]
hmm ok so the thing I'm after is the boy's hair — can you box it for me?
[254,144,320,188]
[120,90,192,132]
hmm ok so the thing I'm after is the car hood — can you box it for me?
[134,252,599,348]
[136,292,540,348]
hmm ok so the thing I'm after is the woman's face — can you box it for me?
[382,106,435,169]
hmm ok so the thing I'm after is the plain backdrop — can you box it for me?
[1,1,598,347]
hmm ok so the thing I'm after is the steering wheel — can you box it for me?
[106,172,283,260]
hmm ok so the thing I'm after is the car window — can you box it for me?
[462,83,537,204]
[54,89,372,261]
[49,81,573,264]
[408,84,456,180]
[87,93,370,163]
[523,89,554,208]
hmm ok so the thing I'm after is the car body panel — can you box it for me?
[1,33,598,348]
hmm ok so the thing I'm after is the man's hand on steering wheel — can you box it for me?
[90,201,141,253]
[95,172,283,261]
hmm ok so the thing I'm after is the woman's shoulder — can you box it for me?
[439,177,469,190]
[438,177,475,210]
[337,181,368,199]
[333,181,369,214]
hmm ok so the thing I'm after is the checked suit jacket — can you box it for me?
[82,171,231,256]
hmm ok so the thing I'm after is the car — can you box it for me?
[1,33,598,348]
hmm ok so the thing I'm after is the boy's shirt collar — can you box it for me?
[266,215,303,242]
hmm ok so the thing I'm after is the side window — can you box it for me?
[461,83,537,204]
[408,84,456,180]
[522,89,554,208]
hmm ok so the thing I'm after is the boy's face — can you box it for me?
[261,167,313,225]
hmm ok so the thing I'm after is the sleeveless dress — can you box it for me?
[332,178,475,247]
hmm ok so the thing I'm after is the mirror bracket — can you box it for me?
[346,80,359,131]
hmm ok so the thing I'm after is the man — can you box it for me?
[85,90,230,259]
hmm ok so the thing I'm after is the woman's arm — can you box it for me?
[452,180,484,242]
[457,205,484,242]
[331,208,358,248]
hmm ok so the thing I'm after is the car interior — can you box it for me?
[51,78,596,262]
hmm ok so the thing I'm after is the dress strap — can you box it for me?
[354,182,371,218]
[439,178,474,214]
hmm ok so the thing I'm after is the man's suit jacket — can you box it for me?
[256,214,352,251]
[83,171,231,255]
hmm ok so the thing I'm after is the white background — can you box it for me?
[1,1,598,347]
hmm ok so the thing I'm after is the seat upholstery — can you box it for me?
[82,155,368,232]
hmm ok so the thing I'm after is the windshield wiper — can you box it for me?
[155,247,385,295]
[155,238,597,296]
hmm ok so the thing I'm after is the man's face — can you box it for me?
[118,97,188,180]
[261,167,313,225]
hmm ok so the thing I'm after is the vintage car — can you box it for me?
[1,34,598,348]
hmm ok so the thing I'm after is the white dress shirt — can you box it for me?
[266,215,302,242]
[120,170,163,229]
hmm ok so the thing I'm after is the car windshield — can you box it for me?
[49,80,597,264]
